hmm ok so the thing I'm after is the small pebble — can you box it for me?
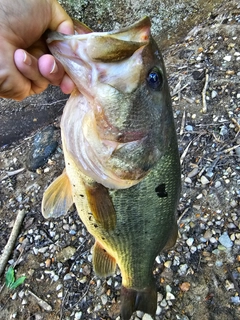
[74,312,82,320]
[25,126,58,171]
[164,261,172,268]
[56,246,76,262]
[38,247,49,254]
[18,290,25,299]
[142,314,154,320]
[219,232,233,248]
[178,264,188,275]
[156,305,162,315]
[223,55,232,61]
[219,125,228,136]
[231,296,240,304]
[56,284,63,291]
[136,311,144,318]
[160,299,167,307]
[101,294,108,305]
[63,273,72,281]
[200,175,210,185]
[214,181,221,188]
[165,285,172,293]
[166,292,175,300]
[188,167,198,178]
[185,125,193,132]
[184,177,192,184]
[180,282,191,292]
[211,90,218,98]
[11,292,17,300]
[203,229,212,240]
[186,238,194,246]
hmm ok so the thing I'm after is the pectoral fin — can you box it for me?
[93,241,116,277]
[42,170,73,219]
[84,181,116,231]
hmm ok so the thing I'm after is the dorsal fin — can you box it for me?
[42,170,73,218]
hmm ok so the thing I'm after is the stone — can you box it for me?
[25,126,58,171]
[219,232,233,248]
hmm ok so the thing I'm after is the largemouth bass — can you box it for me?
[42,17,181,319]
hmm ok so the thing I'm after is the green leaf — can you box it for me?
[10,276,26,289]
[5,267,15,288]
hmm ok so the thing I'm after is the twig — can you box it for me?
[0,209,26,277]
[28,290,52,311]
[177,207,190,224]
[202,69,209,113]
[180,109,186,135]
[231,118,240,132]
[223,144,240,154]
[60,287,69,320]
[172,82,190,96]
[180,140,193,165]
[1,168,25,181]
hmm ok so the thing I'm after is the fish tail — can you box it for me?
[120,284,157,320]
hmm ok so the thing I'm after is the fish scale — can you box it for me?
[108,142,180,288]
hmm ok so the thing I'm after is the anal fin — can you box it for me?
[92,241,116,277]
[42,170,73,218]
[84,181,116,231]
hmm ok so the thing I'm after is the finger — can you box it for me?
[39,54,75,94]
[0,43,39,100]
[60,74,75,94]
[49,0,74,34]
[38,54,66,85]
[14,49,49,92]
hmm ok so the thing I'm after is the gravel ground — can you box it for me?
[0,1,240,320]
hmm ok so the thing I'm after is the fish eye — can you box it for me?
[146,67,163,90]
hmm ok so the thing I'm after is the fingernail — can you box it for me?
[50,60,58,74]
[23,51,32,66]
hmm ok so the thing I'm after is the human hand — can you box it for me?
[0,0,75,100]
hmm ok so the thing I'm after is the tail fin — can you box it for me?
[120,285,157,320]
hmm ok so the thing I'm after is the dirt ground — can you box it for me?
[0,1,239,320]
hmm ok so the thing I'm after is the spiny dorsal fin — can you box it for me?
[84,181,116,231]
[92,241,116,277]
[73,19,93,34]
[42,170,73,219]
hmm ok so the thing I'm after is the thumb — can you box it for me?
[48,0,74,34]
